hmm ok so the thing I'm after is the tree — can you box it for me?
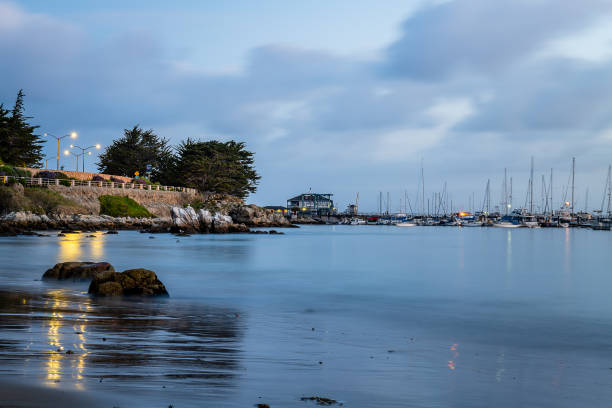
[96,125,173,180]
[0,90,43,167]
[172,139,260,198]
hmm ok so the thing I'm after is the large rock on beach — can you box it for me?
[42,262,115,281]
[88,268,169,297]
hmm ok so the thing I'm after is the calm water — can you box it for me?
[1,226,612,407]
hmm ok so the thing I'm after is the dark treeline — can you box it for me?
[98,126,260,199]
[0,90,44,167]
[0,91,260,198]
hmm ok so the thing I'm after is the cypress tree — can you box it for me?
[0,90,43,167]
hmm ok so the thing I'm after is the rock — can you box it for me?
[300,396,341,406]
[105,230,119,234]
[42,262,115,281]
[88,268,169,297]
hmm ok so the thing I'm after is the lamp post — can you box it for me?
[70,144,101,172]
[44,132,77,170]
[64,150,79,172]
[43,156,59,169]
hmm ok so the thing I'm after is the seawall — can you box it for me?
[48,185,199,217]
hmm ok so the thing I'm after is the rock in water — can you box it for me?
[88,269,169,297]
[42,262,115,281]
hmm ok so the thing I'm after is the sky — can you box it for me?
[2,0,612,213]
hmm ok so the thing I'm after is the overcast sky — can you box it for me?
[2,0,612,212]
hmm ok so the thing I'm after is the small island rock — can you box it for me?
[88,268,169,297]
[42,262,115,281]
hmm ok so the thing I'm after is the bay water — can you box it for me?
[1,226,611,407]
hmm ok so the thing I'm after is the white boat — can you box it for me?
[461,221,482,227]
[492,221,521,228]
[396,222,417,227]
[349,218,365,225]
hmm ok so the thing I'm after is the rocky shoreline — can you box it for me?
[0,204,295,236]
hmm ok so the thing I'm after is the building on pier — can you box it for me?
[287,192,335,216]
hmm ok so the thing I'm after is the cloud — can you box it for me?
[382,0,612,80]
[2,0,612,210]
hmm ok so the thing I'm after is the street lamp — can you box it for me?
[64,150,79,172]
[44,132,77,170]
[70,144,101,172]
[43,156,59,169]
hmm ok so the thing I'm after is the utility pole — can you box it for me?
[584,187,589,213]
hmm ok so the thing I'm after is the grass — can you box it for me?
[99,195,153,218]
[0,185,81,215]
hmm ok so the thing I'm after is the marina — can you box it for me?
[274,158,612,231]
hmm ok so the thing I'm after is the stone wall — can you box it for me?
[21,168,131,182]
[48,185,199,217]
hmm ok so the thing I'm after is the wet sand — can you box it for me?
[0,380,110,407]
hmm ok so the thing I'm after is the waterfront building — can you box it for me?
[287,192,335,216]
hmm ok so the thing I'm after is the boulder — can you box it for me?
[43,262,115,281]
[88,268,169,297]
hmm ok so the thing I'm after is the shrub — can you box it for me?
[132,178,146,185]
[110,176,125,184]
[99,195,153,218]
[36,171,69,180]
[92,175,105,182]
[0,165,31,178]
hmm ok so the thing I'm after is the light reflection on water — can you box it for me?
[1,226,612,407]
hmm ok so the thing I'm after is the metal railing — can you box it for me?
[1,175,197,194]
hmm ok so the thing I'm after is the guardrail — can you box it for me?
[1,175,197,194]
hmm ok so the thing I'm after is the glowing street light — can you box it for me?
[64,150,79,172]
[70,143,101,172]
[44,132,77,170]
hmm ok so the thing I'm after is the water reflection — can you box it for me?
[0,289,243,395]
[448,343,458,371]
[57,233,106,263]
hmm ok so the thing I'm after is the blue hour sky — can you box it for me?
[2,0,612,212]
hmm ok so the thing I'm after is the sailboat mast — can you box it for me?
[550,168,553,216]
[608,166,612,217]
[504,168,508,215]
[571,157,575,215]
[421,161,425,216]
[529,156,534,214]
[510,177,513,211]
